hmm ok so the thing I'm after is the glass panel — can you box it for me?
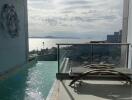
[58,44,129,74]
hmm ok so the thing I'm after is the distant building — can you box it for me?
[107,30,122,43]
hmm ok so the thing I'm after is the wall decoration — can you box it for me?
[0,4,19,38]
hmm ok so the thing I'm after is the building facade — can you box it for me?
[107,30,122,43]
[0,0,28,73]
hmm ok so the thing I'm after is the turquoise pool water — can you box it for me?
[0,61,57,100]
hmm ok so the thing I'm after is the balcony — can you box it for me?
[53,43,132,100]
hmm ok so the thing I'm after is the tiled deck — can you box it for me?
[58,80,132,100]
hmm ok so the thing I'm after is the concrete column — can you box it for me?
[121,0,129,68]
[122,0,132,68]
[127,0,132,68]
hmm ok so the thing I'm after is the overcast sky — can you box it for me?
[28,0,123,39]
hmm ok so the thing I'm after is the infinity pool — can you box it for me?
[0,61,57,100]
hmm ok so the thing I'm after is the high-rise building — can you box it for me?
[107,30,122,43]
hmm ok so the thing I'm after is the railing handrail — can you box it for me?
[56,43,130,45]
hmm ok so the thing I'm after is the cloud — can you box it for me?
[28,0,123,39]
[61,0,92,5]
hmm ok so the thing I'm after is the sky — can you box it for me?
[28,0,123,39]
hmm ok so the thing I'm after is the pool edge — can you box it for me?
[46,79,59,100]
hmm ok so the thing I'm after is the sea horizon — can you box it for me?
[28,37,99,51]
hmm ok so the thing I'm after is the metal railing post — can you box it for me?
[126,44,130,68]
[57,44,60,73]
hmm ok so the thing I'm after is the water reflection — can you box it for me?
[0,68,28,100]
[0,61,57,100]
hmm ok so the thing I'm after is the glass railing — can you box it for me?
[57,43,130,74]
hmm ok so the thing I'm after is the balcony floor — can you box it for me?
[58,80,132,100]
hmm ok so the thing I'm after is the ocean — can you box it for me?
[29,38,92,51]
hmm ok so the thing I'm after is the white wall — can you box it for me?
[121,0,129,67]
[0,0,28,73]
[127,0,132,68]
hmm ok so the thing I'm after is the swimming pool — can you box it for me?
[0,61,57,100]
